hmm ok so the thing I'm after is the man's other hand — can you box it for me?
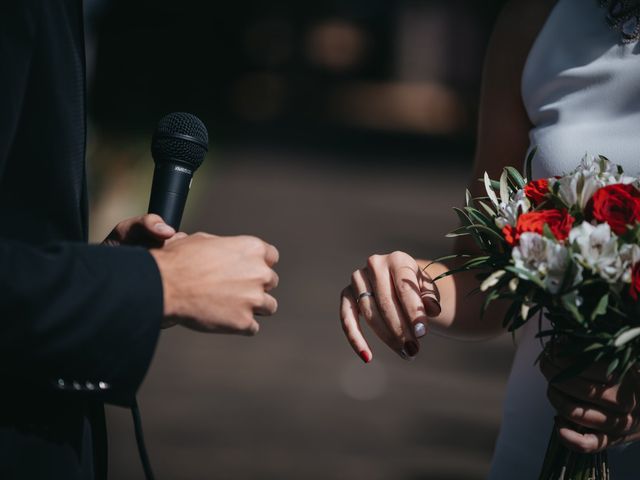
[150,233,279,336]
[103,214,184,248]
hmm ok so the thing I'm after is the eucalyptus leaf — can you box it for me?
[607,358,620,377]
[503,300,522,329]
[464,207,496,229]
[591,293,609,322]
[481,289,501,318]
[433,265,474,282]
[499,169,510,204]
[561,293,584,324]
[484,172,500,207]
[504,266,545,288]
[542,223,556,241]
[525,148,536,182]
[584,342,605,352]
[453,207,472,226]
[614,327,640,348]
[465,189,474,208]
[505,166,526,189]
[426,254,469,267]
[445,226,472,238]
[480,270,506,292]
[477,200,497,218]
[466,224,507,245]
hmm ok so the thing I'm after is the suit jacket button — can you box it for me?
[72,381,82,390]
[98,382,110,390]
[85,381,96,391]
[57,379,66,389]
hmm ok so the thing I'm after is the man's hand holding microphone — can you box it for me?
[103,112,279,337]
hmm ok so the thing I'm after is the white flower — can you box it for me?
[619,244,640,283]
[569,222,622,282]
[572,153,619,179]
[550,154,632,209]
[512,232,578,294]
[495,189,530,229]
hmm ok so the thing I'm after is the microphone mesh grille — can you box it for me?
[151,112,209,169]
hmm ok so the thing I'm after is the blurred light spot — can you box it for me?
[245,17,293,67]
[329,82,466,135]
[231,73,286,122]
[306,19,368,72]
[340,359,388,401]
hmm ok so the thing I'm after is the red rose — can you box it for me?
[524,178,550,206]
[587,184,640,235]
[630,263,640,301]
[502,224,518,246]
[502,209,575,246]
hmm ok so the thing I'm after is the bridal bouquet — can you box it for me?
[439,153,640,480]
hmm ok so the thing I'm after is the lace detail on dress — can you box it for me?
[599,0,640,43]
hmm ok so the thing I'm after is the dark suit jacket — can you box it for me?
[0,1,163,478]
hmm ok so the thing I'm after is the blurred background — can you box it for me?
[84,1,516,479]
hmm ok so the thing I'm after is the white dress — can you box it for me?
[488,0,640,478]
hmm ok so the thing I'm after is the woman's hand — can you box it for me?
[541,353,640,453]
[340,251,442,363]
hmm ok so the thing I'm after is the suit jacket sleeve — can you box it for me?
[0,241,164,406]
[0,0,163,407]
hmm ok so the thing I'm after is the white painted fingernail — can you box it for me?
[414,322,427,338]
[154,223,175,234]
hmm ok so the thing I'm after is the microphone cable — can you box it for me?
[132,397,156,480]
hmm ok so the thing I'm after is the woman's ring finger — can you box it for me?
[357,291,374,304]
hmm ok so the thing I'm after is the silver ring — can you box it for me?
[357,291,374,304]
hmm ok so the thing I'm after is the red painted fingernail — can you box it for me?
[359,350,372,363]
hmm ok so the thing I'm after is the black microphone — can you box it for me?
[148,112,209,230]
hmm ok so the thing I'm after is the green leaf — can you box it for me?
[561,293,584,324]
[432,265,473,282]
[464,207,496,228]
[466,224,507,246]
[525,148,537,183]
[607,358,620,377]
[462,255,492,268]
[614,326,640,348]
[453,207,472,226]
[484,172,500,207]
[477,200,497,218]
[480,270,506,292]
[583,342,605,352]
[542,223,556,241]
[465,189,474,208]
[481,288,502,318]
[502,299,522,329]
[591,293,609,322]
[499,169,510,204]
[426,254,469,267]
[505,166,526,189]
[445,232,471,238]
[453,207,487,249]
[504,266,545,288]
[445,226,472,238]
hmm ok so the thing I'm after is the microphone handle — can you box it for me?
[148,162,193,230]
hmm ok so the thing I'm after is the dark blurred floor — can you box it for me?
[104,147,515,480]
